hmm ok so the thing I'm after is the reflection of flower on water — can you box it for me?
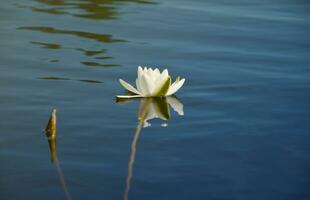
[138,96,184,128]
[117,96,184,200]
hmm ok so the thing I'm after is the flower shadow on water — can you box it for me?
[44,109,72,200]
[117,96,184,200]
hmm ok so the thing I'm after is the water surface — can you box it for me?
[0,0,310,199]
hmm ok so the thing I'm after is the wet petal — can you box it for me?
[154,68,160,76]
[160,69,169,79]
[147,68,153,77]
[154,69,169,87]
[169,76,181,88]
[136,78,142,92]
[140,74,154,96]
[119,79,141,95]
[154,76,171,96]
[116,94,142,99]
[138,74,149,96]
[167,78,185,96]
[137,66,143,80]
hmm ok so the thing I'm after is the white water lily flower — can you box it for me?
[117,66,185,98]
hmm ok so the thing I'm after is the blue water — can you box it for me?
[0,0,310,199]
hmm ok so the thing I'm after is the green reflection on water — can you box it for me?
[18,26,122,43]
[31,7,68,14]
[18,25,123,66]
[79,79,103,83]
[17,0,156,71]
[40,76,70,81]
[95,56,113,60]
[32,0,156,20]
[76,48,107,57]
[39,76,103,83]
[31,41,62,49]
[81,61,120,67]
[18,25,122,67]
[118,97,184,200]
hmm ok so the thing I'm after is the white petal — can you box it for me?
[168,76,181,91]
[137,66,143,80]
[161,69,168,77]
[136,78,142,92]
[154,69,169,88]
[167,96,184,116]
[116,94,142,99]
[138,75,149,96]
[140,74,154,96]
[147,68,153,77]
[151,68,160,81]
[171,76,181,86]
[154,68,160,76]
[167,78,185,96]
[119,79,141,95]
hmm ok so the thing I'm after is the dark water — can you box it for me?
[1,0,310,199]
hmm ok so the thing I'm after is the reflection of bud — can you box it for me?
[45,109,57,163]
[138,96,184,128]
